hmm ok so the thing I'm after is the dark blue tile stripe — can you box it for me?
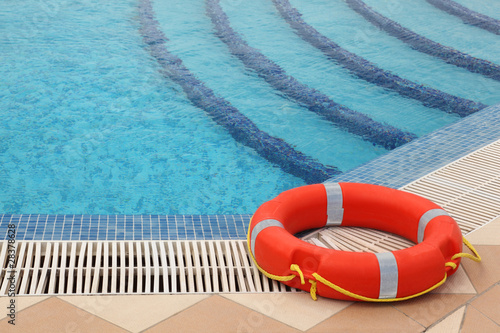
[272,0,487,117]
[427,0,500,35]
[327,103,500,188]
[347,0,500,81]
[206,0,416,150]
[138,0,340,184]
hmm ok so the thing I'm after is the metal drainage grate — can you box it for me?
[0,240,299,296]
[301,227,414,253]
[401,139,500,234]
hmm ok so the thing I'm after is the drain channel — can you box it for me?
[0,240,299,296]
[402,138,500,234]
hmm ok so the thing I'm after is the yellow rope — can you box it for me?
[289,265,318,300]
[290,264,305,285]
[248,218,481,302]
[451,236,482,262]
[312,272,448,302]
[445,262,457,270]
[306,236,481,301]
[309,279,318,301]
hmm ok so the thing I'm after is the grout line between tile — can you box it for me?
[223,295,306,332]
[390,303,427,331]
[6,295,53,318]
[303,303,390,333]
[459,305,469,332]
[55,296,133,333]
[468,303,500,329]
[459,253,480,296]
[463,281,500,309]
[465,281,500,329]
[135,296,214,333]
[477,283,500,302]
[455,242,500,298]
[423,304,466,332]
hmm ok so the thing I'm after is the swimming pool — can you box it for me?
[1,0,499,217]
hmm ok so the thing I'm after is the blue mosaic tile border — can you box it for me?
[0,214,251,241]
[326,103,500,188]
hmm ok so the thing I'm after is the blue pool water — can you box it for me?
[1,0,499,216]
[361,0,500,65]
[290,0,500,105]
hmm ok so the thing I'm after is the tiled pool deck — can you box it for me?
[1,104,499,332]
[1,220,499,332]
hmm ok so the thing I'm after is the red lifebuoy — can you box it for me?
[247,182,475,301]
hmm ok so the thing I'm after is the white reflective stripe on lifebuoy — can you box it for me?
[324,183,344,226]
[417,209,449,243]
[250,219,284,255]
[375,252,399,299]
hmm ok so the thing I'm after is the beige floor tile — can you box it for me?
[0,296,49,320]
[223,292,352,331]
[425,306,465,333]
[431,266,476,294]
[144,295,300,333]
[470,284,500,326]
[59,294,208,333]
[461,305,500,333]
[307,302,424,333]
[461,245,500,293]
[466,216,500,245]
[0,297,127,333]
[393,293,472,328]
